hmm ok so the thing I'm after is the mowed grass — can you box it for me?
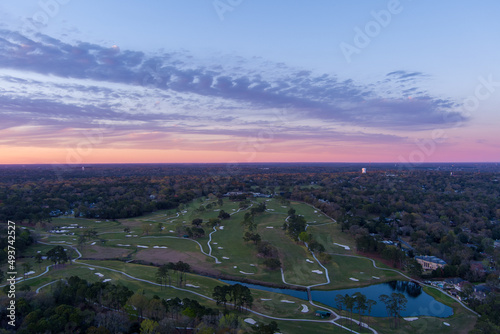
[317,255,404,290]
[273,320,370,334]
[256,212,327,286]
[307,222,356,255]
[209,210,279,280]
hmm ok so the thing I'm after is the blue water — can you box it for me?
[221,280,308,300]
[222,280,453,318]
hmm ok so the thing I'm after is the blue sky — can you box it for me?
[0,0,499,163]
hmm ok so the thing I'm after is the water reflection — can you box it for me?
[385,280,422,298]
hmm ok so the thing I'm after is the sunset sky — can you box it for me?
[0,0,499,164]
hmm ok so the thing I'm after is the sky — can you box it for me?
[0,0,499,164]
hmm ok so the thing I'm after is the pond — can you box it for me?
[221,280,453,318]
[221,280,308,300]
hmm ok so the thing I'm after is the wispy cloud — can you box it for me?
[0,29,468,153]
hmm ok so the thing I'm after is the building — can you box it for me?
[415,256,446,270]
[361,168,367,174]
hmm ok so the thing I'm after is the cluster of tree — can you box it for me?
[335,292,378,329]
[0,274,264,333]
[155,261,191,288]
[212,284,254,312]
[355,235,422,276]
[379,292,408,329]
[240,203,282,271]
[0,226,34,264]
[469,294,500,334]
[283,208,306,240]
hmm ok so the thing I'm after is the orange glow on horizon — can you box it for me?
[1,145,498,164]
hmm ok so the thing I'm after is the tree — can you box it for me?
[128,292,149,320]
[141,223,152,236]
[405,258,423,278]
[353,292,367,328]
[243,232,261,244]
[206,218,221,227]
[251,321,279,334]
[263,258,281,270]
[218,210,230,220]
[335,294,347,325]
[155,264,170,289]
[298,231,310,243]
[140,319,159,334]
[46,246,68,266]
[212,285,229,309]
[192,218,203,227]
[345,294,355,326]
[366,299,377,328]
[34,253,43,271]
[379,293,407,329]
[22,262,33,281]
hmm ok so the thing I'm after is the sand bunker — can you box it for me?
[222,257,230,259]
[218,246,223,249]
[117,244,130,247]
[349,277,359,281]
[186,284,199,288]
[88,267,95,270]
[219,226,224,230]
[306,259,314,263]
[261,298,271,301]
[266,226,274,229]
[301,304,309,313]
[404,317,418,321]
[372,276,380,279]
[90,242,96,245]
[137,245,149,248]
[95,273,104,277]
[239,271,254,275]
[281,300,295,303]
[333,243,351,250]
[153,246,167,249]
[312,270,323,274]
[103,279,111,283]
[244,318,256,325]
[443,322,450,326]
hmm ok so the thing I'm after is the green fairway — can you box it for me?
[11,197,478,334]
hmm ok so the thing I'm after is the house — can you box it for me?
[415,256,446,270]
[455,281,471,292]
[473,285,491,301]
[315,310,331,318]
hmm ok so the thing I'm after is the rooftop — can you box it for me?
[415,255,447,265]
